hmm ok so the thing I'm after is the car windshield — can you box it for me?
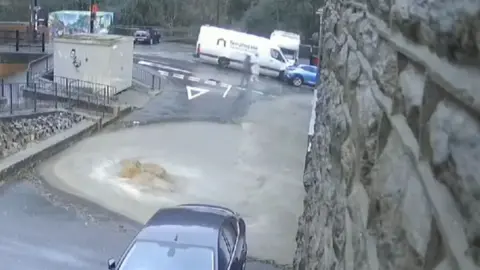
[280,48,296,60]
[119,241,215,270]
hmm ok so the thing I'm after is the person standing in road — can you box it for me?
[250,53,260,83]
[240,54,252,88]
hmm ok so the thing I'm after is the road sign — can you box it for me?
[186,86,209,100]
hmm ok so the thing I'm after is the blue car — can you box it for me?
[284,64,319,87]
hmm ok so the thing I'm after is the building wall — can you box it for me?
[109,37,133,92]
[53,40,112,87]
[294,0,480,269]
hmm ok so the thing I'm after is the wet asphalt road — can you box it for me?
[0,176,282,270]
[127,44,312,124]
[1,43,302,270]
[0,177,137,270]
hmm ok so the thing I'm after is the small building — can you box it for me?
[53,34,133,96]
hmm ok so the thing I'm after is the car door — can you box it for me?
[236,217,247,261]
[221,218,239,269]
[302,66,316,85]
[270,48,287,76]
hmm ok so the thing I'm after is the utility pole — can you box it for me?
[315,8,324,87]
[216,0,220,25]
[90,0,95,33]
[315,8,324,70]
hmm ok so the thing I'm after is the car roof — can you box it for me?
[137,204,235,248]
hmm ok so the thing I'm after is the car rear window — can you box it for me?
[134,31,148,37]
[119,240,215,270]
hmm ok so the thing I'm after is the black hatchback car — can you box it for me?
[107,204,247,270]
[133,28,161,45]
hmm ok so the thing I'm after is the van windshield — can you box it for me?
[280,48,297,60]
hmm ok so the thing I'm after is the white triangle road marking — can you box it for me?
[186,86,210,100]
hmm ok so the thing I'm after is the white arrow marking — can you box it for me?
[222,85,232,98]
[186,86,209,100]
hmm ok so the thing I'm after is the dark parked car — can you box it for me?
[107,204,247,270]
[133,29,161,45]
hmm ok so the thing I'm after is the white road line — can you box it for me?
[237,87,246,91]
[158,70,169,76]
[138,60,192,74]
[253,90,264,95]
[188,76,201,82]
[222,85,232,98]
[138,60,156,67]
[173,73,185,79]
[204,80,217,86]
[220,83,230,88]
[158,64,192,74]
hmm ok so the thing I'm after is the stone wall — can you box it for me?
[0,112,85,158]
[294,0,480,269]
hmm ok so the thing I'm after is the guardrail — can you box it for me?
[0,30,47,52]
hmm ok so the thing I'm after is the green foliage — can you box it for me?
[0,0,325,42]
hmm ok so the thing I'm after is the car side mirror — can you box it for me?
[107,258,116,270]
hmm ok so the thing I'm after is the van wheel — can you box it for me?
[278,71,285,80]
[218,58,230,68]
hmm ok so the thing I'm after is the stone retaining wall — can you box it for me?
[0,111,85,158]
[294,0,480,269]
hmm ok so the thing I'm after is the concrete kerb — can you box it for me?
[0,106,133,182]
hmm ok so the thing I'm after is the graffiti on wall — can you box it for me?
[70,49,82,69]
[49,10,114,38]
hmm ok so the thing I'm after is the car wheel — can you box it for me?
[218,57,230,68]
[292,76,303,87]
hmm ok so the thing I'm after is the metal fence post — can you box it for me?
[15,30,19,51]
[33,83,37,112]
[66,78,70,99]
[45,57,49,72]
[54,82,58,109]
[9,84,13,114]
[41,33,45,52]
[26,70,30,86]
[103,88,106,118]
[151,74,155,89]
[1,78,4,97]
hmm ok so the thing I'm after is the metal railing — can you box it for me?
[132,64,162,90]
[0,76,117,116]
[110,25,199,43]
[26,53,54,85]
[0,30,47,52]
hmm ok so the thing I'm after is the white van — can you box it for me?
[270,30,301,65]
[194,25,289,78]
